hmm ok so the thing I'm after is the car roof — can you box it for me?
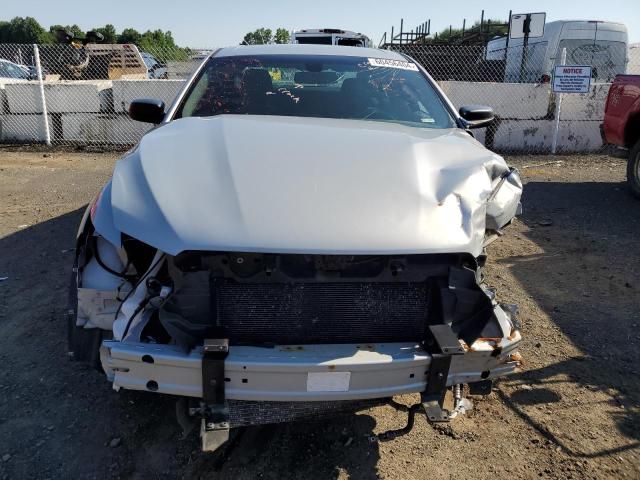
[216,44,406,59]
[0,59,26,68]
[294,29,367,36]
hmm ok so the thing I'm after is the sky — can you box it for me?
[3,0,640,46]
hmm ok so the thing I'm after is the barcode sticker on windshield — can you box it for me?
[368,58,419,71]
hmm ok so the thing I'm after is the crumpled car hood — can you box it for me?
[111,115,522,256]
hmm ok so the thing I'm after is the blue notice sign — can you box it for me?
[552,65,592,93]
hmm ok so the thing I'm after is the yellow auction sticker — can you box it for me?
[268,68,282,81]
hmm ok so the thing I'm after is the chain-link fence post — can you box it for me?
[551,48,567,155]
[33,44,51,146]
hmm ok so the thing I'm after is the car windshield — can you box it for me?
[175,54,456,129]
[0,61,29,79]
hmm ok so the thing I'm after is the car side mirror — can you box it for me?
[459,105,494,129]
[129,98,165,124]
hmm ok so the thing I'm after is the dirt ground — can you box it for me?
[0,149,638,480]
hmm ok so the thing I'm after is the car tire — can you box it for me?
[627,140,640,199]
[67,262,111,370]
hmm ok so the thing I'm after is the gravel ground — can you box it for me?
[0,150,638,479]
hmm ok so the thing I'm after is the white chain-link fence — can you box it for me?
[390,43,640,153]
[0,43,212,146]
[1,42,639,152]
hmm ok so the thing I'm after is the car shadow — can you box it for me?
[492,179,640,457]
[183,415,381,480]
[1,178,637,476]
[0,206,381,479]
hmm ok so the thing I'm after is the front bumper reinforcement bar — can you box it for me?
[101,338,521,403]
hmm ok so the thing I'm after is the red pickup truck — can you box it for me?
[603,74,640,197]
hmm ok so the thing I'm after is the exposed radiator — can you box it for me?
[215,280,428,345]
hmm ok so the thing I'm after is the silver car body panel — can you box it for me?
[75,45,525,426]
[109,115,521,258]
[91,181,121,247]
[214,44,404,59]
[101,332,521,402]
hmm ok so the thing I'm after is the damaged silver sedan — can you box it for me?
[68,44,523,451]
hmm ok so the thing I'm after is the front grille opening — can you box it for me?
[216,280,427,345]
[160,253,482,349]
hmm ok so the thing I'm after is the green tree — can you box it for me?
[0,16,49,43]
[243,28,273,45]
[49,24,85,42]
[117,28,142,45]
[0,17,191,60]
[93,24,117,43]
[137,29,189,61]
[274,28,290,44]
[0,21,10,43]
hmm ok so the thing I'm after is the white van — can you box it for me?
[293,29,371,48]
[629,43,640,74]
[486,20,628,83]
